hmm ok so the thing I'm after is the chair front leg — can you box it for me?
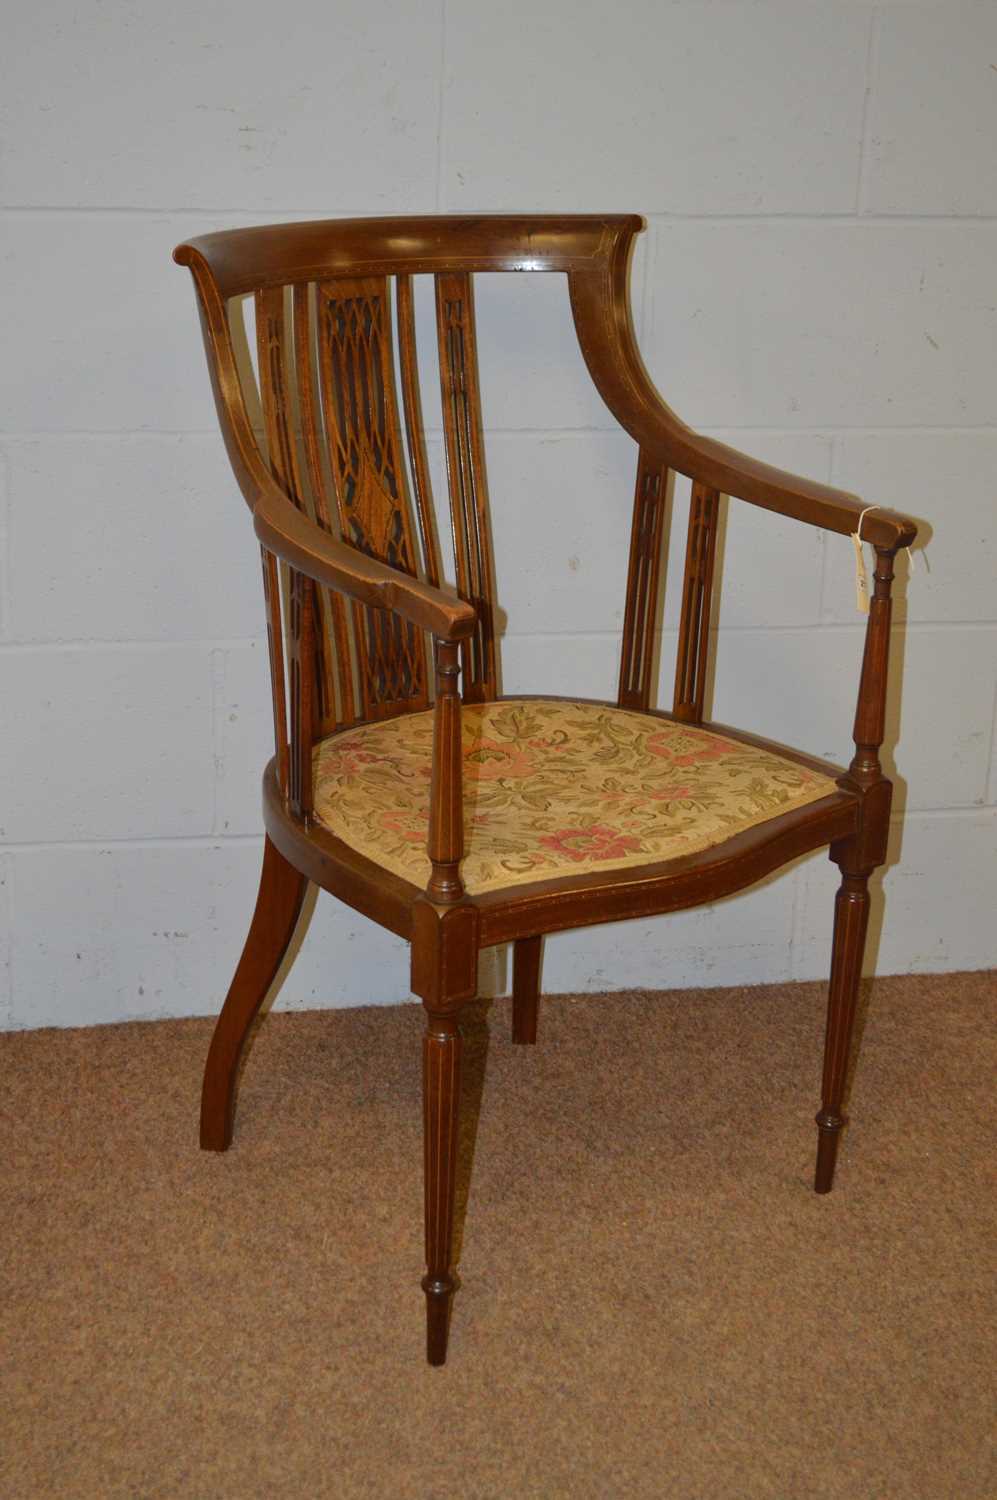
[411,899,479,1364]
[815,863,871,1192]
[422,1009,463,1364]
[816,542,897,1193]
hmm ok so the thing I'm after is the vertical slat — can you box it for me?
[435,272,497,703]
[293,282,357,729]
[260,546,289,793]
[672,481,720,723]
[315,275,429,721]
[618,452,669,710]
[255,286,305,500]
[287,567,315,818]
[257,286,321,799]
[397,274,442,588]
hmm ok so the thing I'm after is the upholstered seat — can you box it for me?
[312,698,836,894]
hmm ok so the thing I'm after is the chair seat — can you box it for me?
[312,698,837,896]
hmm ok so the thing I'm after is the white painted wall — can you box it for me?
[1,0,994,1029]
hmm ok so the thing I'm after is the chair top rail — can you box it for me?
[174,213,642,299]
[175,211,918,552]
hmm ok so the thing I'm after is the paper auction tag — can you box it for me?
[851,530,870,614]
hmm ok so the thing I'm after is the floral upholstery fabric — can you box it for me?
[312,699,836,896]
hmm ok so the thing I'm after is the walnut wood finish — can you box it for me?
[175,214,920,1365]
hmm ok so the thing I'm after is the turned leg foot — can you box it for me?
[511,935,542,1045]
[201,836,308,1151]
[815,868,871,1193]
[422,1010,463,1365]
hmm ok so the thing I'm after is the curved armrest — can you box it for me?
[568,257,918,551]
[254,477,477,640]
[174,243,475,641]
[667,429,918,550]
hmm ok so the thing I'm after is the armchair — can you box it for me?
[174,214,917,1365]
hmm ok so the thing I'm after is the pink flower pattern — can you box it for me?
[538,825,642,863]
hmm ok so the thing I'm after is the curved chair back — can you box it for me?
[175,215,644,750]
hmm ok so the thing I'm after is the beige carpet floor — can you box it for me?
[2,971,995,1499]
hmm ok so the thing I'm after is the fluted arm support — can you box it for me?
[830,545,900,874]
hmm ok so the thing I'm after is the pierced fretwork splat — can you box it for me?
[435,272,497,703]
[315,276,430,722]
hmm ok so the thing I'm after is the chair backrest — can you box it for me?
[174,215,720,787]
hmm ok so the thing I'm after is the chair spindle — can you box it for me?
[619,453,669,710]
[435,272,497,703]
[260,546,289,794]
[397,274,442,590]
[673,481,720,723]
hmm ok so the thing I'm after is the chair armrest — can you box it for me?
[174,241,474,640]
[668,428,918,550]
[567,261,918,551]
[253,476,477,641]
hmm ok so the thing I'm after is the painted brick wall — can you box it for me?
[1,0,994,1028]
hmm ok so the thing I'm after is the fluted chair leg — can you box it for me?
[511,935,542,1044]
[201,836,308,1151]
[814,868,871,1193]
[422,1009,463,1365]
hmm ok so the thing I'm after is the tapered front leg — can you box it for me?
[422,1011,463,1365]
[815,543,899,1194]
[511,935,542,1044]
[815,869,871,1193]
[411,899,479,1365]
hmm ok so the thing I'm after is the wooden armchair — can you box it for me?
[174,215,917,1365]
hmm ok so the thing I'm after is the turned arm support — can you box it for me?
[426,639,465,904]
[833,545,900,874]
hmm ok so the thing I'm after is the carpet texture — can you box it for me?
[2,972,994,1499]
